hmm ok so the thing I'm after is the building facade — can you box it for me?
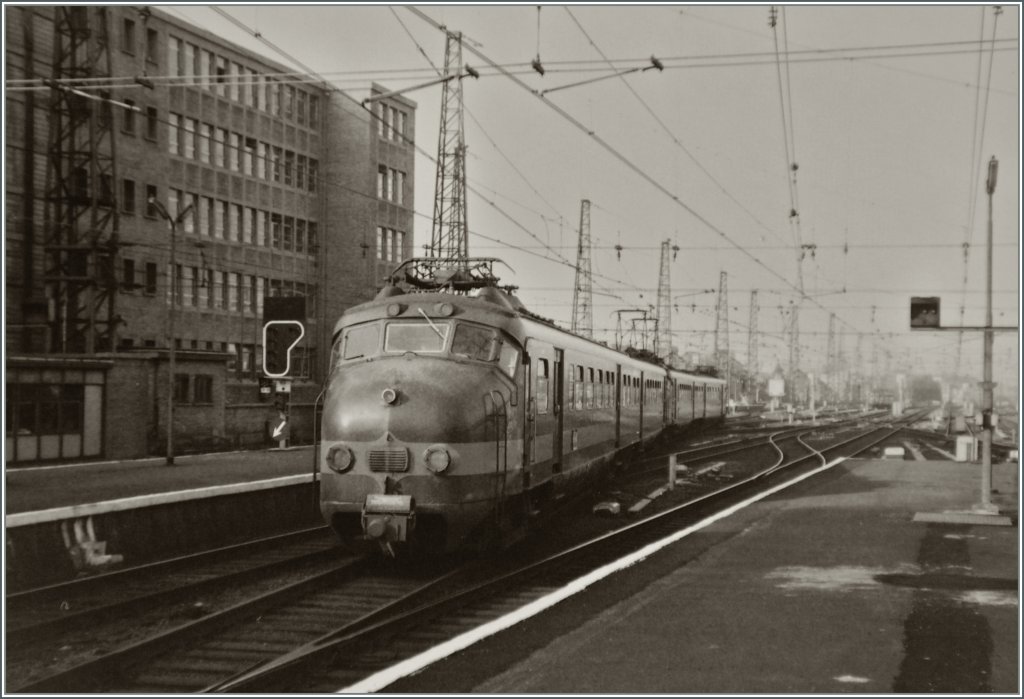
[5,6,417,463]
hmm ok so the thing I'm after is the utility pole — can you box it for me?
[977,156,998,514]
[571,199,593,339]
[655,240,672,361]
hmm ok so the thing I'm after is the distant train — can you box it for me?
[319,264,725,555]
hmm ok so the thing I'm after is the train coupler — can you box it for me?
[361,494,415,550]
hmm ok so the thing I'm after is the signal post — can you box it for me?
[910,157,1015,526]
[262,297,306,449]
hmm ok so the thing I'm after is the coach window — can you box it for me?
[573,365,581,411]
[536,359,549,414]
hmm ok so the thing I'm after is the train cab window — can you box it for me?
[536,359,549,414]
[385,321,450,353]
[340,324,380,361]
[499,343,519,378]
[452,324,499,361]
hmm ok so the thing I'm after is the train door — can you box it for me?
[614,364,622,448]
[553,348,565,473]
[525,340,554,487]
[638,371,645,437]
[667,378,677,425]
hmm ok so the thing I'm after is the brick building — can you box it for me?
[5,6,416,463]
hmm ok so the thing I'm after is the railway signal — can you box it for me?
[262,320,304,378]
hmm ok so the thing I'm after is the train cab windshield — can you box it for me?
[334,320,519,377]
[385,322,450,353]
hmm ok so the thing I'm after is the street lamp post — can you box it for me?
[977,156,998,513]
[149,197,193,466]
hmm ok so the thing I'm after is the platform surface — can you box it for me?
[388,458,1020,694]
[4,447,314,516]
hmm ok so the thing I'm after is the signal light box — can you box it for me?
[910,297,940,329]
[262,296,307,378]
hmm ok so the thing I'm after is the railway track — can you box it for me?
[195,412,925,693]
[8,412,922,693]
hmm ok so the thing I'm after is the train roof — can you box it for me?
[333,285,724,385]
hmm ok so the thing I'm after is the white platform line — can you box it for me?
[338,456,849,693]
[5,474,317,528]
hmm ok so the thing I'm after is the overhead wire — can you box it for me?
[565,7,790,253]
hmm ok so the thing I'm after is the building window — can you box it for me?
[145,107,158,141]
[173,374,190,403]
[395,170,405,205]
[309,94,319,125]
[183,118,196,160]
[193,375,213,404]
[219,271,230,310]
[296,154,306,190]
[377,166,386,199]
[271,214,282,248]
[295,219,306,254]
[199,123,211,163]
[377,226,385,260]
[145,184,158,217]
[121,179,135,214]
[283,150,294,186]
[307,222,318,253]
[122,99,136,134]
[169,36,183,76]
[122,258,135,291]
[121,17,135,54]
[215,128,227,168]
[168,113,180,155]
[145,27,158,64]
[308,158,318,193]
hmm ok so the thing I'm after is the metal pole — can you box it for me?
[978,156,998,513]
[150,197,192,466]
[166,218,177,465]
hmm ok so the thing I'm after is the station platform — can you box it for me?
[387,458,1020,694]
[4,447,320,589]
[5,447,315,521]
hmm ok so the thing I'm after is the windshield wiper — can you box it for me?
[418,308,446,342]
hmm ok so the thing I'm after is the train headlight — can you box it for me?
[327,444,355,473]
[423,445,451,474]
[381,387,398,405]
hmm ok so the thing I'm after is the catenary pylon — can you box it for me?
[571,199,593,339]
[714,271,730,397]
[655,239,672,361]
[747,290,759,398]
[429,30,470,263]
[44,6,121,353]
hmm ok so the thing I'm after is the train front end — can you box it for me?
[319,289,523,556]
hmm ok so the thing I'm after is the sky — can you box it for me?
[170,3,1020,396]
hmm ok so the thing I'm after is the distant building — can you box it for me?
[5,6,416,463]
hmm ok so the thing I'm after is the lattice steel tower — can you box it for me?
[714,271,730,395]
[429,30,470,263]
[788,301,801,386]
[747,290,759,393]
[654,240,673,361]
[571,199,593,338]
[44,6,120,353]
